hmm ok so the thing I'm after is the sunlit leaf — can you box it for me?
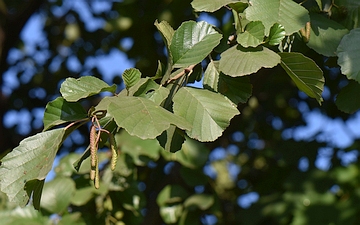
[43,97,88,131]
[244,0,309,35]
[170,21,222,68]
[173,87,239,142]
[108,97,192,139]
[237,21,265,47]
[191,0,240,12]
[279,52,324,104]
[307,13,349,57]
[266,23,286,46]
[337,28,360,82]
[60,76,117,102]
[219,45,280,77]
[183,194,214,210]
[122,68,141,90]
[154,20,175,48]
[0,128,66,206]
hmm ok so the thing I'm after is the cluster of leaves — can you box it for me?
[1,0,360,224]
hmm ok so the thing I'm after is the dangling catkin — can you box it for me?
[109,133,118,171]
[90,124,97,168]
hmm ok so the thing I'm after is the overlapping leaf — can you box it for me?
[279,52,324,104]
[237,21,265,47]
[337,28,360,82]
[203,60,252,104]
[0,128,66,206]
[43,97,88,131]
[244,0,309,35]
[191,0,241,12]
[170,21,222,68]
[173,87,239,142]
[267,23,286,45]
[60,76,117,102]
[307,13,349,57]
[108,97,192,139]
[219,45,280,76]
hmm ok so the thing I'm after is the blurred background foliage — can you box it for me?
[1,0,360,224]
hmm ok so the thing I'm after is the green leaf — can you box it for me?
[175,137,210,169]
[160,204,183,224]
[157,185,189,206]
[191,0,240,12]
[122,68,142,90]
[203,60,252,104]
[60,76,117,102]
[133,78,170,105]
[0,128,66,206]
[170,21,222,68]
[279,52,324,104]
[40,177,76,214]
[116,130,161,166]
[154,20,175,48]
[335,81,360,113]
[108,97,192,139]
[337,28,360,82]
[219,45,280,77]
[173,87,239,142]
[24,179,44,210]
[244,0,309,35]
[43,97,88,131]
[266,23,286,46]
[183,194,214,210]
[237,21,265,47]
[307,13,349,57]
[157,125,185,153]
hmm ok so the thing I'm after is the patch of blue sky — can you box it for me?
[197,13,220,27]
[337,149,359,166]
[237,192,259,208]
[72,0,105,32]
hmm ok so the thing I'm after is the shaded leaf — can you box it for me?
[175,137,210,169]
[173,87,239,142]
[0,128,66,206]
[116,130,161,166]
[337,28,360,82]
[133,78,170,105]
[335,81,360,113]
[267,23,286,46]
[60,76,116,102]
[24,179,44,210]
[122,68,141,90]
[43,97,88,131]
[191,0,240,12]
[237,21,265,47]
[307,13,349,57]
[204,60,252,104]
[219,45,280,77]
[108,97,192,139]
[157,185,189,206]
[244,0,309,35]
[279,52,324,104]
[170,21,222,68]
[157,125,185,153]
